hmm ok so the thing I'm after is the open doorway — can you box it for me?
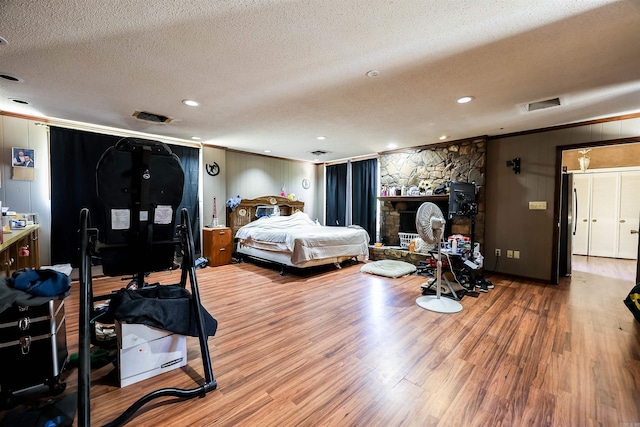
[559,142,640,284]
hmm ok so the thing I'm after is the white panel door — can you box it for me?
[588,172,618,258]
[617,171,640,259]
[572,174,591,255]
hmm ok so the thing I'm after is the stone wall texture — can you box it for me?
[379,137,486,248]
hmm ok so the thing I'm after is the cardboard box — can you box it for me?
[116,321,187,388]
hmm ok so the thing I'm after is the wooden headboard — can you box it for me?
[226,195,305,237]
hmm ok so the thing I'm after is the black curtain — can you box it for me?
[325,163,348,226]
[49,127,200,266]
[352,158,377,244]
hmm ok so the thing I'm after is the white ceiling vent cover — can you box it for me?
[133,110,173,124]
[527,97,561,112]
[310,150,329,156]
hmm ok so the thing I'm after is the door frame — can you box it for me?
[637,211,640,284]
[553,137,640,284]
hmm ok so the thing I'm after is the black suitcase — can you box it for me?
[0,298,67,403]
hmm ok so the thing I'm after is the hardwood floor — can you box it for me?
[572,254,637,283]
[2,257,639,426]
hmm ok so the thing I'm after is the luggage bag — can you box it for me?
[0,298,67,405]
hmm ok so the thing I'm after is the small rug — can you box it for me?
[360,260,417,278]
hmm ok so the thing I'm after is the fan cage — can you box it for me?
[398,232,419,248]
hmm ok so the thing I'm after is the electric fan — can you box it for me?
[415,202,463,313]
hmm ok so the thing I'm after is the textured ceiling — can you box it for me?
[1,0,639,162]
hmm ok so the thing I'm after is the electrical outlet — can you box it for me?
[507,250,513,258]
[495,249,501,257]
[514,250,520,259]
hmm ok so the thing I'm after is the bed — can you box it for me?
[230,196,370,270]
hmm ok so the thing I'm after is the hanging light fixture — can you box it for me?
[578,149,591,172]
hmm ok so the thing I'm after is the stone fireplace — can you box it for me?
[379,196,450,245]
[378,137,486,248]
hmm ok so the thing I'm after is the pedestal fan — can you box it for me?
[415,202,463,313]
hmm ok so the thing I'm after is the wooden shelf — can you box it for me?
[378,195,449,203]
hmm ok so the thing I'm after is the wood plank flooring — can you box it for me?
[2,257,639,426]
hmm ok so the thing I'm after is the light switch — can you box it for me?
[529,201,547,210]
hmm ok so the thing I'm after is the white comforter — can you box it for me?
[236,212,370,265]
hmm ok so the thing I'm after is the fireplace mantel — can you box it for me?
[378,194,448,207]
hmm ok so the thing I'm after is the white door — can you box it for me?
[617,171,640,259]
[588,172,619,257]
[572,174,591,255]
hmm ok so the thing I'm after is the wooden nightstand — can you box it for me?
[202,227,233,267]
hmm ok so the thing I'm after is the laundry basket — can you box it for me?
[398,232,419,248]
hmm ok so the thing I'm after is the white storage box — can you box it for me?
[116,321,187,387]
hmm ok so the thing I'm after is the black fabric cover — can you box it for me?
[325,163,348,226]
[96,138,185,276]
[108,285,217,337]
[96,138,184,244]
[351,158,377,244]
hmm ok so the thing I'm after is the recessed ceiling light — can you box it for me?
[317,136,326,140]
[457,96,474,104]
[10,98,28,104]
[439,135,447,140]
[191,136,201,140]
[366,70,380,77]
[387,143,397,149]
[264,149,272,153]
[182,99,199,107]
[0,37,8,46]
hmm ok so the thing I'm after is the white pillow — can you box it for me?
[360,260,417,278]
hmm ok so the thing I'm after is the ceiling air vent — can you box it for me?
[133,110,173,124]
[527,97,561,112]
[310,150,329,156]
[0,73,23,82]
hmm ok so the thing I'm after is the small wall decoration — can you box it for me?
[12,147,35,181]
[205,162,220,176]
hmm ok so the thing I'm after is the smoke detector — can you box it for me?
[133,110,173,124]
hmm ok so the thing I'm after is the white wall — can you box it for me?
[0,116,52,264]
[224,150,322,222]
[201,146,227,227]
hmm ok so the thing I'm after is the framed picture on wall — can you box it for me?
[12,147,35,168]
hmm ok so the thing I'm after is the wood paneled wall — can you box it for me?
[0,116,51,264]
[485,118,640,281]
[224,150,322,222]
